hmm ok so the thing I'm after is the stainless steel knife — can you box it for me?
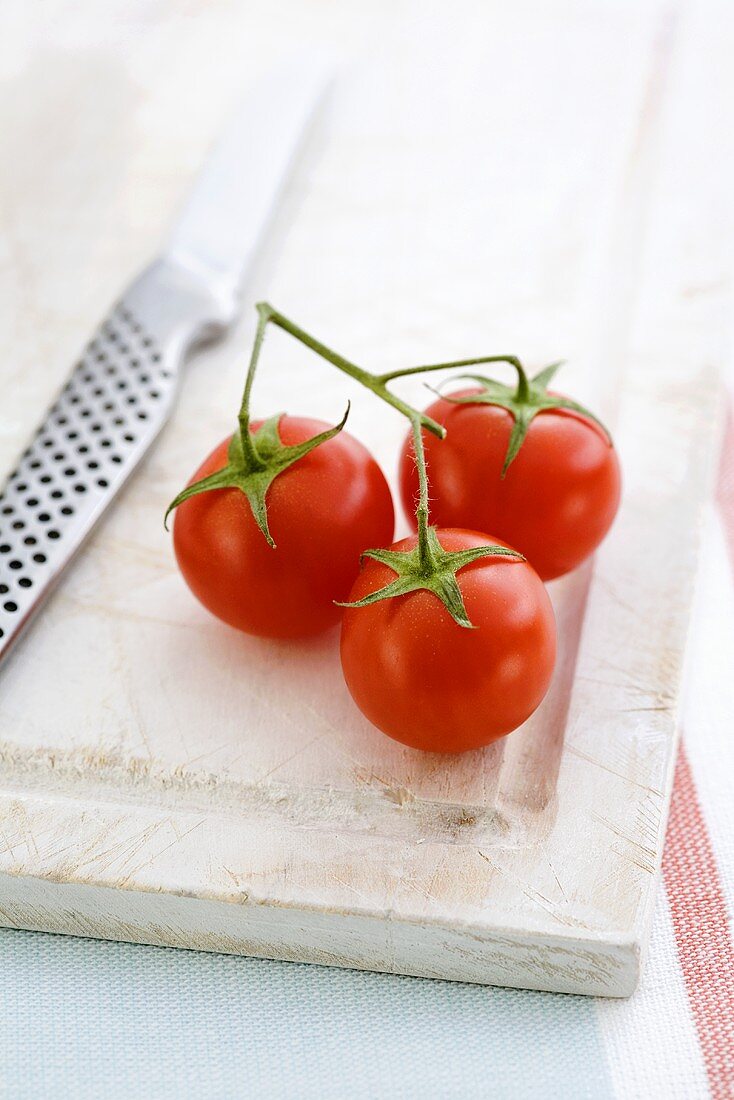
[0,60,330,665]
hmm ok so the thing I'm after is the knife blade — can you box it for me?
[167,57,331,313]
[0,59,331,666]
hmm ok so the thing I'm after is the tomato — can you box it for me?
[398,389,620,581]
[340,529,556,753]
[174,416,394,638]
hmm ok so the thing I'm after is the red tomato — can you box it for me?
[399,389,621,581]
[174,416,394,638]
[340,529,556,753]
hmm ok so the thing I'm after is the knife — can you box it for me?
[0,60,331,666]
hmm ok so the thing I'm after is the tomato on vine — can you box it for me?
[399,358,620,581]
[341,527,556,753]
[171,414,394,638]
[340,417,556,753]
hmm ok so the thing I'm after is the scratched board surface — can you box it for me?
[0,0,728,995]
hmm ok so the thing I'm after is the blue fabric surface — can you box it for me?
[0,928,612,1099]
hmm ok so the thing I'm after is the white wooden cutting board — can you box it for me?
[0,0,730,996]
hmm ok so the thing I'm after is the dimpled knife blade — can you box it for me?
[0,60,331,666]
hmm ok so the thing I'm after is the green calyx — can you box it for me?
[340,525,524,628]
[438,358,612,476]
[341,413,524,628]
[164,406,349,547]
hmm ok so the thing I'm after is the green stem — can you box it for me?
[511,360,531,404]
[252,302,484,557]
[257,303,446,438]
[249,308,530,562]
[383,353,534,403]
[236,305,270,471]
[410,414,434,572]
[378,354,524,385]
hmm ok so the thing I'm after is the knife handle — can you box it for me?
[0,259,229,666]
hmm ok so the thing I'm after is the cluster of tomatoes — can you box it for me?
[168,307,621,754]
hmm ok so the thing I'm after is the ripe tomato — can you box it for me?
[174,416,394,638]
[398,389,621,581]
[340,529,556,753]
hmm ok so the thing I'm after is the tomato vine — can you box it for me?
[166,302,531,626]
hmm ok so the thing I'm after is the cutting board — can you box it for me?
[0,0,729,996]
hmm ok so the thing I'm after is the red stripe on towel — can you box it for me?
[663,744,734,1100]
